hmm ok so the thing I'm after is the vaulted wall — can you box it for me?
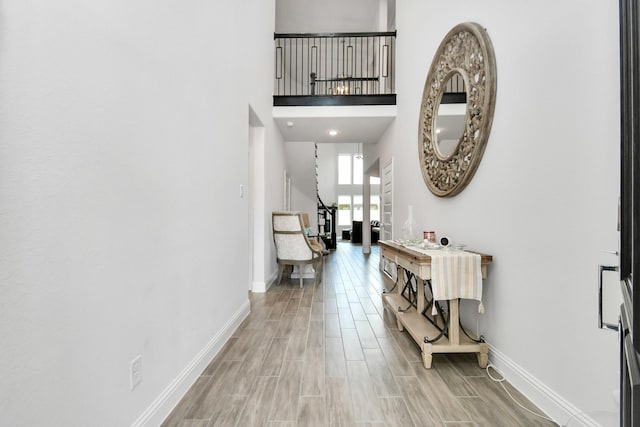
[372,0,620,423]
[0,1,280,425]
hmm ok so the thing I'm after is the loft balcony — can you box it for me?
[274,31,396,107]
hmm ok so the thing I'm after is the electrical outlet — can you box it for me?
[130,355,142,390]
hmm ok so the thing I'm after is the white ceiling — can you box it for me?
[273,106,396,144]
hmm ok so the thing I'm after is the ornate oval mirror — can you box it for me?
[418,22,497,197]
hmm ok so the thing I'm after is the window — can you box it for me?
[337,195,377,225]
[370,196,380,222]
[353,155,363,184]
[338,155,352,184]
[337,195,351,226]
[353,195,363,221]
[338,153,363,185]
[337,152,369,227]
[370,176,380,185]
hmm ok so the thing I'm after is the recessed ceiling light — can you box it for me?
[328,130,338,136]
[286,121,294,127]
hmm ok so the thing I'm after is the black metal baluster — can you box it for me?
[273,32,396,105]
[288,38,291,95]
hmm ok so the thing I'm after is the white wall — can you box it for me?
[284,141,318,232]
[0,0,278,425]
[265,129,287,285]
[276,0,383,33]
[386,0,396,30]
[374,0,620,424]
[317,143,338,204]
[245,0,286,293]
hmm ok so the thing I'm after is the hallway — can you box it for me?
[162,242,555,426]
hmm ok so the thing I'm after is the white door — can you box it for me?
[381,158,393,240]
[380,158,396,280]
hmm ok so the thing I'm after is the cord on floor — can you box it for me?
[485,364,561,426]
[485,364,620,426]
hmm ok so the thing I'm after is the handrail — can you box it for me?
[275,31,397,39]
[317,195,337,250]
[317,195,335,212]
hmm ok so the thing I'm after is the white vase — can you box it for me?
[402,205,419,242]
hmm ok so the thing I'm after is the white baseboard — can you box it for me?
[131,300,251,427]
[252,272,278,294]
[488,344,603,427]
[266,272,276,291]
[252,280,267,293]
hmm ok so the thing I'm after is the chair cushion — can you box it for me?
[274,233,313,260]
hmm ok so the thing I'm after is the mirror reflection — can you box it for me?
[435,73,467,159]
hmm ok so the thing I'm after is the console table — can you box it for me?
[379,240,493,369]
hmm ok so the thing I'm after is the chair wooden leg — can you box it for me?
[315,258,323,285]
[314,263,318,286]
[277,264,284,285]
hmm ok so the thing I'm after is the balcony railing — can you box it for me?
[274,31,396,106]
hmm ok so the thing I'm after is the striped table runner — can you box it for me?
[405,245,484,314]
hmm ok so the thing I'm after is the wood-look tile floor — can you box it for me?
[162,242,557,427]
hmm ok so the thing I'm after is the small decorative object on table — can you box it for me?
[423,230,436,243]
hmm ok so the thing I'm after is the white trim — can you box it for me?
[130,300,251,427]
[253,272,278,294]
[267,271,278,290]
[381,157,393,242]
[252,280,267,293]
[488,344,601,427]
[273,104,397,119]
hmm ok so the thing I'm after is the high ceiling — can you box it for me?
[274,0,397,144]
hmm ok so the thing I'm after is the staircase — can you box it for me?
[317,196,336,250]
[315,144,337,250]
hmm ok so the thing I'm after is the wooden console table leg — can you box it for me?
[477,343,489,368]
[422,343,433,369]
[449,299,460,345]
[395,265,406,331]
[396,265,405,296]
[381,292,404,331]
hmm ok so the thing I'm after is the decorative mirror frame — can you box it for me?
[418,22,497,197]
